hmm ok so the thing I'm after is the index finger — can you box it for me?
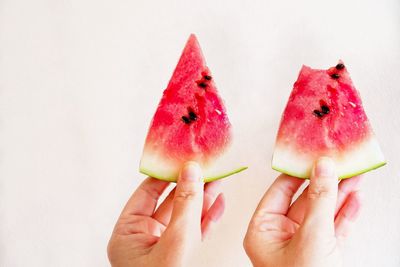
[121,177,170,217]
[253,174,304,218]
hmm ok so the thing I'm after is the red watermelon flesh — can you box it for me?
[140,34,247,182]
[272,62,385,179]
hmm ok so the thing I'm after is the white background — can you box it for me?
[1,0,399,266]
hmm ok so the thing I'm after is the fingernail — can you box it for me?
[314,157,335,178]
[179,161,202,182]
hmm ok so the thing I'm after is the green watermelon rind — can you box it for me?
[139,166,248,183]
[272,161,386,180]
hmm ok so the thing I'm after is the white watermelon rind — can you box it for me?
[140,141,248,182]
[272,137,386,179]
[139,166,248,183]
[272,161,386,179]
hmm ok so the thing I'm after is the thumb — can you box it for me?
[154,162,203,267]
[168,161,204,237]
[302,157,338,235]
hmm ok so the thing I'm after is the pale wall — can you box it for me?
[1,0,399,266]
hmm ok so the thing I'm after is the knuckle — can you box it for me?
[174,181,201,202]
[174,189,198,202]
[243,237,249,250]
[243,233,258,258]
[308,183,335,199]
[139,186,160,200]
[243,234,252,252]
[107,236,119,263]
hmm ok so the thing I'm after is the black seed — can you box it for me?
[313,110,324,118]
[198,82,207,88]
[204,75,212,80]
[188,111,197,121]
[335,63,345,70]
[321,105,330,114]
[181,116,191,124]
[330,73,340,79]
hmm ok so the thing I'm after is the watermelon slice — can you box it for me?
[140,34,247,182]
[272,62,386,179]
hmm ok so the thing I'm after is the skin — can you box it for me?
[107,161,225,267]
[244,157,362,267]
[108,157,361,267]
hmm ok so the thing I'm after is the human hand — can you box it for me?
[244,157,362,267]
[107,162,225,267]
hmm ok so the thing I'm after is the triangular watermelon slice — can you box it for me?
[140,34,247,182]
[272,62,386,179]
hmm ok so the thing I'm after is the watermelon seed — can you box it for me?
[321,105,330,114]
[189,111,197,121]
[330,73,340,79]
[181,116,191,124]
[204,75,212,80]
[336,63,345,70]
[198,82,208,88]
[313,110,324,118]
